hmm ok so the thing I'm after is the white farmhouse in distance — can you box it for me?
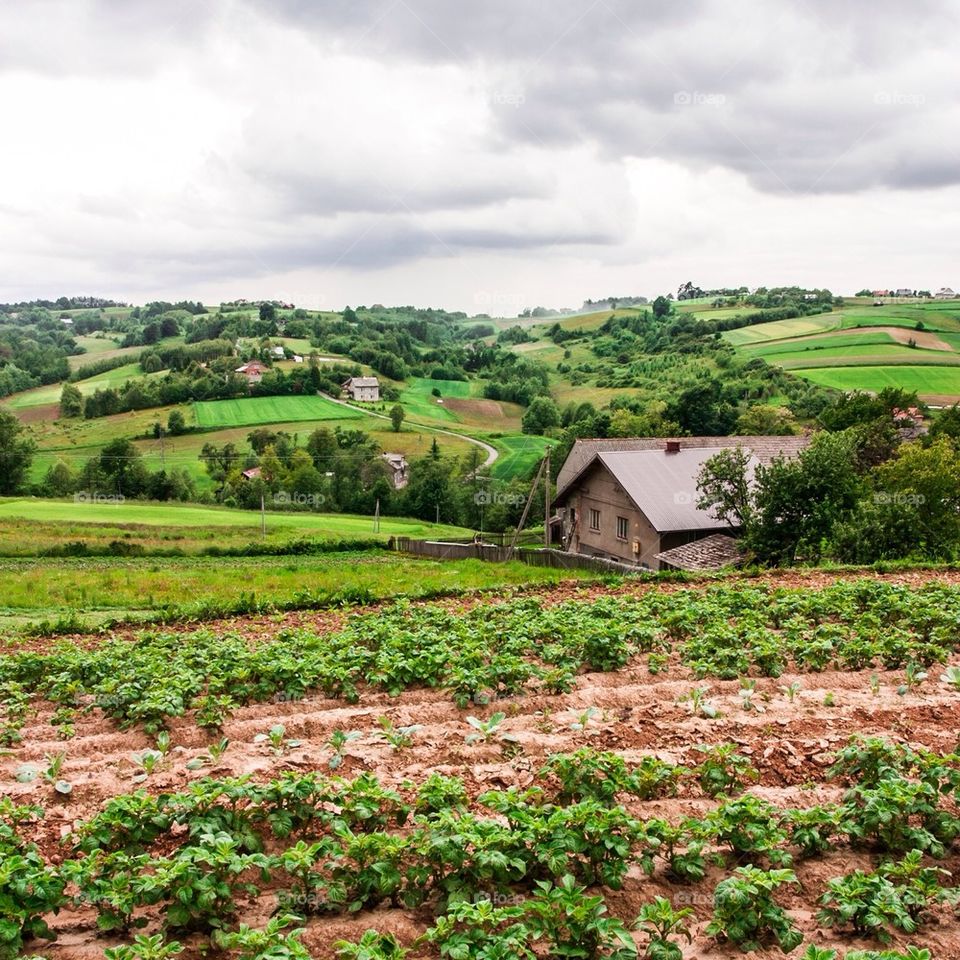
[934,287,956,300]
[342,376,380,402]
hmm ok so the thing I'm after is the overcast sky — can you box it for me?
[1,0,958,313]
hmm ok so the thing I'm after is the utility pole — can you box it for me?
[159,426,165,468]
[260,491,266,538]
[544,447,551,548]
[507,455,547,560]
[374,498,380,533]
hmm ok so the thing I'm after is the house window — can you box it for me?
[616,516,629,541]
[589,508,601,531]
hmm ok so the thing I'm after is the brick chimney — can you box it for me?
[665,440,681,454]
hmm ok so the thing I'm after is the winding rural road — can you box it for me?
[322,393,499,468]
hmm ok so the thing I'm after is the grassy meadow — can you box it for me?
[0,553,597,633]
[193,394,359,428]
[0,494,471,552]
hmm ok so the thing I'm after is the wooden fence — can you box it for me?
[390,538,643,575]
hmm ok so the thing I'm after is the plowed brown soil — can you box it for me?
[6,571,960,959]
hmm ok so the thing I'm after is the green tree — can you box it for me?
[668,382,737,436]
[43,460,76,496]
[390,404,405,433]
[0,410,36,494]
[698,432,863,565]
[833,438,960,562]
[404,455,455,523]
[306,427,337,470]
[652,295,672,319]
[521,396,560,435]
[929,403,960,443]
[96,438,150,497]
[734,404,798,436]
[59,382,84,418]
[167,410,187,435]
[200,442,239,495]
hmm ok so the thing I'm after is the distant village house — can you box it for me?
[381,453,409,490]
[235,360,268,384]
[342,376,380,402]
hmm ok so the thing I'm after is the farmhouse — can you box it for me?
[935,287,956,300]
[235,360,268,384]
[270,345,286,359]
[554,436,809,570]
[381,452,409,490]
[342,376,380,402]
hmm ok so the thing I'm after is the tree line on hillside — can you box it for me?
[64,358,366,420]
[698,395,960,564]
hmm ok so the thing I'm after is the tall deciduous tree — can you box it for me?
[0,410,35,494]
[59,382,84,418]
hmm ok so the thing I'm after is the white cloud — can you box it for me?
[0,0,958,309]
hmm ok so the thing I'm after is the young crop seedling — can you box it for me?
[779,681,802,703]
[739,679,763,713]
[817,851,951,943]
[693,743,759,798]
[132,749,164,783]
[870,673,881,696]
[464,712,507,744]
[335,929,409,959]
[254,724,303,756]
[377,716,423,750]
[215,915,311,960]
[898,662,928,696]
[570,706,601,731]
[940,665,960,689]
[186,738,230,770]
[104,934,184,960]
[677,686,720,719]
[327,729,362,770]
[42,752,72,797]
[634,896,693,960]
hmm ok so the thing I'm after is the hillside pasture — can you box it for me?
[2,362,152,412]
[797,364,960,398]
[490,434,556,479]
[0,497,472,543]
[192,395,359,428]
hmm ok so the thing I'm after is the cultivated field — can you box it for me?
[3,570,960,959]
[725,301,960,402]
[193,396,359,429]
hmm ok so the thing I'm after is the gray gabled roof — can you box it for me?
[594,448,760,533]
[556,435,809,500]
[343,376,380,387]
[654,533,743,571]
